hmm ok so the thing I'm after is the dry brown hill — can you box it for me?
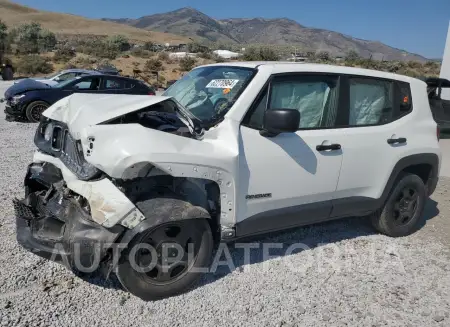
[0,0,189,44]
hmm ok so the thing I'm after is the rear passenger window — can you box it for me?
[349,77,393,126]
[104,78,125,90]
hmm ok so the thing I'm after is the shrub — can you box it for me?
[407,61,422,69]
[316,51,330,61]
[74,56,98,68]
[144,58,164,72]
[142,41,155,51]
[12,23,57,54]
[130,47,153,58]
[179,56,196,71]
[16,54,53,75]
[198,51,212,59]
[242,47,278,61]
[53,47,76,63]
[39,29,57,52]
[106,35,131,52]
[0,19,9,54]
[345,50,360,62]
[212,54,225,63]
[158,51,169,61]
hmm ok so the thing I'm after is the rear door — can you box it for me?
[329,75,414,217]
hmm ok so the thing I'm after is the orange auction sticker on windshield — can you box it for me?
[223,88,231,95]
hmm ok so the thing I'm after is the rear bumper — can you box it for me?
[14,162,125,272]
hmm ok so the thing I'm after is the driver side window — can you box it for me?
[244,74,340,130]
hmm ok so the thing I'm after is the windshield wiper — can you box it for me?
[172,99,204,138]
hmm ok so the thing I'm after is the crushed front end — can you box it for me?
[14,161,125,272]
[13,118,141,272]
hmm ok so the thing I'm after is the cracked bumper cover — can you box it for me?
[32,151,145,228]
[14,153,145,270]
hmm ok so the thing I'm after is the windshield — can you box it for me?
[52,76,80,88]
[163,66,256,122]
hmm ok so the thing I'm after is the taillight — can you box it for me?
[149,91,155,95]
[437,126,441,140]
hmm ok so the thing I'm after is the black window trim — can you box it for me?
[241,72,413,131]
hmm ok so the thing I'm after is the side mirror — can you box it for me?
[260,109,300,137]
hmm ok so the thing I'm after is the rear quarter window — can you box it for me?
[394,81,412,119]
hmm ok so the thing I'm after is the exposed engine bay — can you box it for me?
[103,99,197,138]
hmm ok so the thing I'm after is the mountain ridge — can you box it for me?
[103,7,427,62]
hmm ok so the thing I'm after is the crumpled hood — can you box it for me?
[43,93,172,136]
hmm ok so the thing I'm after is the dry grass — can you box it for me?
[0,0,189,44]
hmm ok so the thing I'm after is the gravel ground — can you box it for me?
[0,82,449,327]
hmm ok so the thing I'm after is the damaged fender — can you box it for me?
[33,151,145,228]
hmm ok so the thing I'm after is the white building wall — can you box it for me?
[440,22,450,99]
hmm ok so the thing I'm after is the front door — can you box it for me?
[236,73,344,236]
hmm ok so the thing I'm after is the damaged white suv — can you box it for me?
[15,62,441,300]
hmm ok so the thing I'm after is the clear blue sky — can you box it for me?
[14,0,450,59]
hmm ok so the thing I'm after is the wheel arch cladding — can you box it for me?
[120,161,236,227]
[118,197,212,248]
[382,153,439,203]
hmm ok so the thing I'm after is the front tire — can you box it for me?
[371,172,427,237]
[25,101,49,123]
[116,219,213,301]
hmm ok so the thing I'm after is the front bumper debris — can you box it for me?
[32,151,145,228]
[14,162,125,272]
[4,103,24,121]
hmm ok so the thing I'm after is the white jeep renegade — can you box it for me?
[14,62,441,300]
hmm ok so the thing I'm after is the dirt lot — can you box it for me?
[0,81,449,327]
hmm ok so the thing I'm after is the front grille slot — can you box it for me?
[51,126,63,151]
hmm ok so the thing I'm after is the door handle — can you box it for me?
[387,137,407,145]
[316,144,341,151]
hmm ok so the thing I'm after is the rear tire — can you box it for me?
[25,101,49,123]
[371,172,427,237]
[116,219,213,301]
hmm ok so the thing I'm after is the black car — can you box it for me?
[3,74,156,122]
[426,77,450,131]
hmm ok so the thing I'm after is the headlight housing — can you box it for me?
[11,94,26,105]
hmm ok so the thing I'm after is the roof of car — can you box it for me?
[61,68,101,74]
[196,61,425,85]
